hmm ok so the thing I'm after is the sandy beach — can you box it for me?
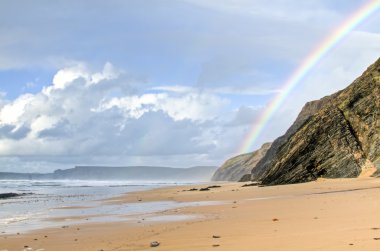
[2,178,380,251]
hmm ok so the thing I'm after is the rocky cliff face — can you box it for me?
[253,57,380,185]
[212,143,271,181]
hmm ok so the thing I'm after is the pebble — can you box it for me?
[212,235,221,238]
[150,241,160,247]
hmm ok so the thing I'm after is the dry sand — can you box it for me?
[2,178,380,250]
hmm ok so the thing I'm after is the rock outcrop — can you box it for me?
[253,57,380,185]
[212,143,271,181]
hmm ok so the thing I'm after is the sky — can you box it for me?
[1,0,380,173]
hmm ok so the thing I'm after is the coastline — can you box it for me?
[2,178,380,250]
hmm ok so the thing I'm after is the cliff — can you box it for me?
[253,57,380,185]
[212,143,271,181]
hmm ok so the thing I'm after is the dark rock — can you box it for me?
[212,235,221,238]
[207,185,221,189]
[239,174,252,182]
[199,187,210,191]
[0,193,33,199]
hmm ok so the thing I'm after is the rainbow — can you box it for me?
[238,0,380,154]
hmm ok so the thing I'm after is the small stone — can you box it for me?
[212,244,220,247]
[374,238,380,240]
[207,185,221,189]
[212,235,221,238]
[349,243,354,246]
[199,188,210,191]
[150,241,160,247]
[272,218,279,222]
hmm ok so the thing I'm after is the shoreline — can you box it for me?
[2,178,380,250]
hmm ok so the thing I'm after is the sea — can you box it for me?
[0,180,218,234]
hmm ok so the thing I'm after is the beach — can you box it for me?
[2,178,380,250]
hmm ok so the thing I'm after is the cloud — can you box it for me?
[0,62,252,172]
[95,92,226,122]
[182,0,340,22]
[151,85,280,96]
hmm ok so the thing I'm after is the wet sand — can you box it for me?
[2,178,380,250]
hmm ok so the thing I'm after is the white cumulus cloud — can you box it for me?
[0,62,254,171]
